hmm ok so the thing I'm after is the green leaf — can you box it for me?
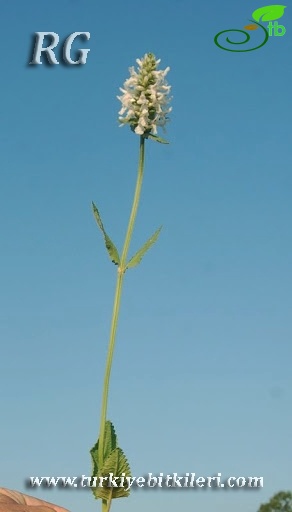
[147,133,169,144]
[126,226,162,270]
[252,5,286,22]
[90,421,117,477]
[103,421,118,460]
[258,490,292,512]
[90,421,132,501]
[92,202,120,265]
[92,447,132,500]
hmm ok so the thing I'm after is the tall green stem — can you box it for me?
[98,136,145,512]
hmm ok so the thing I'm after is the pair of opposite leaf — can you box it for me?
[92,202,162,271]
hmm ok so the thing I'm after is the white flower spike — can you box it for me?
[117,53,172,137]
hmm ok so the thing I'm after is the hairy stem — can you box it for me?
[99,136,145,512]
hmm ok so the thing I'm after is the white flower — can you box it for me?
[117,53,172,136]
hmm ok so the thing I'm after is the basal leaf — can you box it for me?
[103,421,118,461]
[126,226,162,270]
[90,438,100,483]
[90,420,118,489]
[90,421,118,498]
[147,133,169,144]
[252,4,286,22]
[92,447,132,500]
[90,421,117,471]
[92,202,120,265]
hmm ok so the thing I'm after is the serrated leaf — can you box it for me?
[147,133,169,144]
[103,421,118,460]
[126,226,162,270]
[92,202,120,265]
[92,447,132,500]
[90,420,118,492]
[252,5,286,22]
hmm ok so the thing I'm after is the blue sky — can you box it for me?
[1,1,291,512]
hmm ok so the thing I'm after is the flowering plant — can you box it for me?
[118,53,172,138]
[89,53,172,512]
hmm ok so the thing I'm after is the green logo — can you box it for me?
[214,4,287,52]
